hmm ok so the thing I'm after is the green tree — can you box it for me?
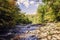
[37,5,46,23]
[0,0,19,28]
[37,0,60,23]
[16,13,32,24]
[42,0,60,22]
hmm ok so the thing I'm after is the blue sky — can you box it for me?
[17,0,42,14]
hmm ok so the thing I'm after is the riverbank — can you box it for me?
[32,22,60,40]
[38,27,60,40]
[20,22,60,40]
[11,22,60,40]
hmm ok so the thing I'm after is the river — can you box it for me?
[13,24,41,40]
[0,24,41,40]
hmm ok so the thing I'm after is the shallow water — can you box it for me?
[0,24,41,40]
[14,24,41,40]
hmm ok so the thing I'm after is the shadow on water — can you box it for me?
[0,24,41,40]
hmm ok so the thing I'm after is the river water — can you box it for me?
[0,24,41,40]
[13,24,41,40]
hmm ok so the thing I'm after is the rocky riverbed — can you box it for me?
[37,23,60,40]
[18,23,60,40]
[11,23,60,40]
[0,23,60,40]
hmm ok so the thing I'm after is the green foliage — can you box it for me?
[37,5,46,23]
[0,0,20,28]
[36,0,60,23]
[0,0,32,28]
[16,13,32,24]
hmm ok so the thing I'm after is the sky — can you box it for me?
[17,0,43,14]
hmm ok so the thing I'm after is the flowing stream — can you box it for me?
[0,24,41,40]
[14,24,41,40]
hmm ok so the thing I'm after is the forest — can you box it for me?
[0,0,60,28]
[0,0,60,40]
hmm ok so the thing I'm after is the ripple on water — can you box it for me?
[12,25,40,40]
[20,35,38,40]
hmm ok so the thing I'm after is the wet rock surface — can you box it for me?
[37,23,60,40]
[19,23,60,40]
[0,23,60,40]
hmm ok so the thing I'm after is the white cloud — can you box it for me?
[17,0,43,8]
[17,0,24,3]
[20,0,24,3]
[17,0,29,8]
[30,1,34,5]
[23,0,29,8]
